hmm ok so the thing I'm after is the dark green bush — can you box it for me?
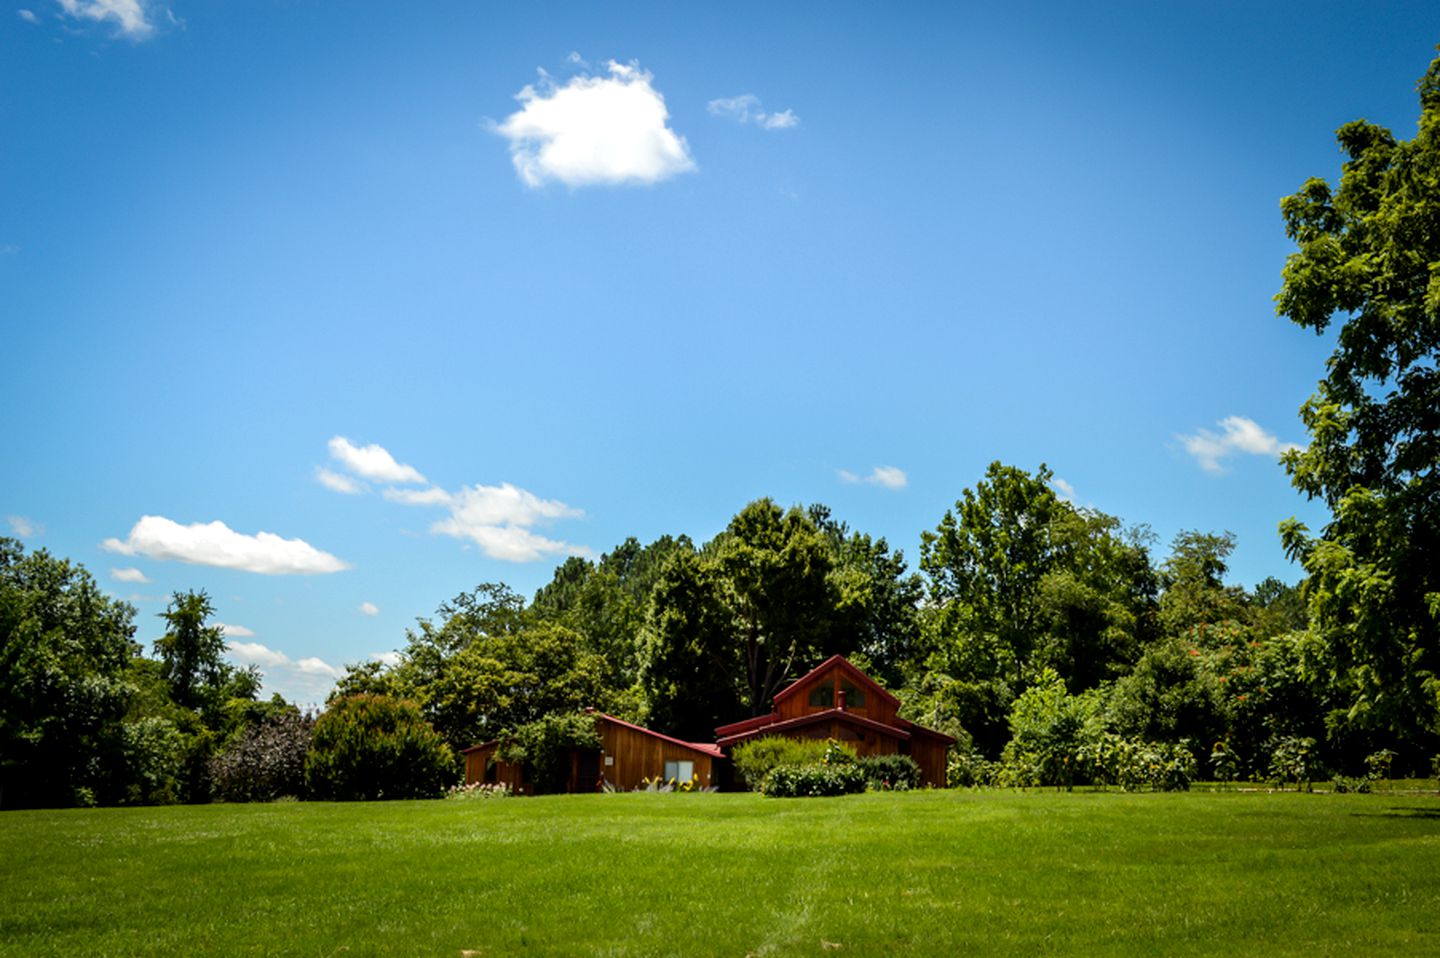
[1331,775,1371,794]
[305,695,454,801]
[495,712,600,794]
[732,736,855,789]
[760,762,867,798]
[211,711,314,802]
[857,754,922,790]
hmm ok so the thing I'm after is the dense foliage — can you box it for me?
[304,695,454,801]
[732,736,856,789]
[210,710,314,803]
[495,711,601,794]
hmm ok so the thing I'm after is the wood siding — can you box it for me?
[599,720,716,791]
[774,663,899,727]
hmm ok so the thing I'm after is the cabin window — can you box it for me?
[664,760,694,783]
[808,682,834,707]
[841,681,866,708]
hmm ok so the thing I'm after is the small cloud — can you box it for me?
[1050,477,1077,503]
[16,10,38,24]
[370,650,403,668]
[495,59,696,188]
[838,466,907,490]
[359,601,379,616]
[111,567,150,583]
[566,50,588,67]
[708,93,799,131]
[55,0,154,39]
[315,467,365,495]
[1178,416,1301,474]
[328,436,425,485]
[216,622,255,638]
[389,481,590,562]
[227,640,343,705]
[103,515,350,575]
[6,515,42,538]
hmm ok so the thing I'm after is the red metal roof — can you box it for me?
[771,654,901,709]
[591,711,725,758]
[715,707,913,747]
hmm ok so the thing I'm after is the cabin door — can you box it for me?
[576,749,601,792]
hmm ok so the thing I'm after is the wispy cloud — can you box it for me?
[495,59,696,188]
[838,465,908,490]
[1050,476,1077,502]
[371,650,403,668]
[103,516,350,575]
[315,466,365,495]
[226,639,343,707]
[111,566,149,583]
[6,515,42,538]
[394,482,590,562]
[708,93,799,130]
[17,9,38,24]
[56,0,154,39]
[359,601,379,616]
[1178,416,1301,474]
[327,436,425,485]
[216,622,255,638]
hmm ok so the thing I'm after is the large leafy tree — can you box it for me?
[0,538,139,807]
[1276,51,1440,753]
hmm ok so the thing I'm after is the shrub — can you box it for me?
[1268,735,1320,791]
[495,712,601,794]
[732,736,855,789]
[446,782,512,800]
[948,750,999,788]
[857,754,922,791]
[305,695,454,801]
[760,762,867,798]
[211,711,314,803]
[1331,775,1371,794]
[1081,734,1195,792]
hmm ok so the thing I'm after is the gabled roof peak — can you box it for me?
[771,654,901,708]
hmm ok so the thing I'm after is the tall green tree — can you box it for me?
[1275,50,1440,755]
[155,590,231,711]
[0,538,139,807]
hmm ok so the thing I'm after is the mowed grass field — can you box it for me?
[3,790,1439,957]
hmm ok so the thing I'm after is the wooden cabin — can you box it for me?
[462,711,724,794]
[714,655,954,787]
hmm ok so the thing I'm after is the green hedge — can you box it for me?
[759,762,867,798]
[732,736,855,789]
[857,754,922,790]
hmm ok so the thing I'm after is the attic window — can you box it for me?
[841,681,866,708]
[808,683,834,707]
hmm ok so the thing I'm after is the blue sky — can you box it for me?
[4,1,1437,704]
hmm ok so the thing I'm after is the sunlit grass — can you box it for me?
[3,790,1439,956]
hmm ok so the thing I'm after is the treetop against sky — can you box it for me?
[3,1,1436,703]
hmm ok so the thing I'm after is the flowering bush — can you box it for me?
[445,781,512,800]
[210,711,313,803]
[760,762,867,798]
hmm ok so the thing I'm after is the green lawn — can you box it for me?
[3,790,1439,956]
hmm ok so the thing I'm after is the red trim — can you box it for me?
[771,654,901,709]
[716,708,912,747]
[714,714,778,737]
[593,712,725,758]
[893,717,958,745]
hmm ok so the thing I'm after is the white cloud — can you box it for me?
[496,60,696,188]
[1050,477,1077,502]
[708,93,799,131]
[382,485,452,506]
[359,601,379,616]
[111,566,149,583]
[1178,416,1301,474]
[371,650,403,668]
[838,465,908,490]
[102,515,350,575]
[6,515,42,538]
[328,436,425,484]
[315,467,365,495]
[387,481,589,562]
[17,9,39,24]
[227,640,343,706]
[55,0,154,39]
[216,622,255,638]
